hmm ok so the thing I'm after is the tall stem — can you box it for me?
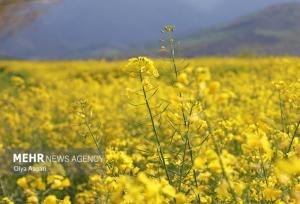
[169,41,200,203]
[285,120,300,157]
[80,103,107,177]
[80,104,103,156]
[139,71,172,184]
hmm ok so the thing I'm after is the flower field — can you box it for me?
[0,56,299,203]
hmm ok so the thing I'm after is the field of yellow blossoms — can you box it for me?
[0,56,299,204]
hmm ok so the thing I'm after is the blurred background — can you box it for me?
[1,0,300,59]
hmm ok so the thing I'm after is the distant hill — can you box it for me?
[179,2,300,56]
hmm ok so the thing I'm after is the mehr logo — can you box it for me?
[13,153,45,163]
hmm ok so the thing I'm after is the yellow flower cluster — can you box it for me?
[124,56,159,78]
[0,57,299,203]
[13,175,70,203]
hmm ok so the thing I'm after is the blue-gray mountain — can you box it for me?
[181,2,300,56]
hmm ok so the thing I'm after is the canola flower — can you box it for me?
[0,56,299,203]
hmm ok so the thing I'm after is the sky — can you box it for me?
[34,0,299,43]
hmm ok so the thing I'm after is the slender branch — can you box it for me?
[168,38,200,203]
[139,71,172,184]
[285,120,300,157]
[80,104,102,156]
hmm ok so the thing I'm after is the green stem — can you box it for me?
[81,104,103,156]
[139,71,172,184]
[80,103,110,177]
[169,41,200,203]
[285,120,300,157]
[178,137,188,191]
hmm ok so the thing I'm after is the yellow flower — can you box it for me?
[125,57,159,78]
[34,177,46,191]
[152,68,159,78]
[197,172,211,183]
[162,184,176,197]
[233,182,245,196]
[175,193,186,204]
[208,159,221,173]
[177,73,189,85]
[59,196,71,204]
[27,195,38,204]
[142,77,153,91]
[47,175,70,190]
[263,187,282,201]
[51,179,62,190]
[89,175,101,183]
[42,195,57,204]
[61,179,71,188]
[194,157,206,169]
[200,196,212,203]
[17,177,28,189]
[47,175,64,184]
[246,128,273,159]
[75,191,96,204]
[215,180,230,200]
